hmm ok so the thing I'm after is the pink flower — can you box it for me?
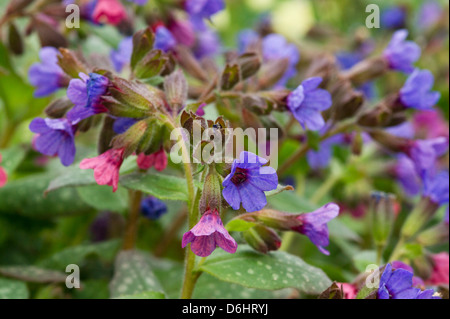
[92,0,127,26]
[338,283,357,299]
[136,148,168,171]
[80,148,125,192]
[182,209,237,257]
[427,252,449,285]
[0,154,7,188]
[413,110,449,139]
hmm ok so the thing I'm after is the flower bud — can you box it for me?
[220,63,240,91]
[57,48,88,79]
[164,69,188,111]
[415,223,449,247]
[252,209,301,231]
[341,56,388,87]
[199,168,223,213]
[44,97,73,118]
[257,58,289,89]
[401,197,440,240]
[368,129,410,153]
[243,225,282,254]
[238,52,261,80]
[130,27,155,70]
[370,192,396,246]
[351,131,364,156]
[7,22,23,55]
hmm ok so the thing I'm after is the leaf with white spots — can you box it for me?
[109,250,166,299]
[116,291,165,299]
[0,145,27,175]
[198,245,332,295]
[0,278,29,299]
[0,266,66,283]
[39,240,121,270]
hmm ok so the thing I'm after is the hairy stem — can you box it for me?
[122,190,143,250]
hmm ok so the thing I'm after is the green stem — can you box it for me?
[389,236,406,262]
[122,190,143,250]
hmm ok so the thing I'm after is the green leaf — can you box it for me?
[198,245,331,294]
[0,173,92,217]
[267,190,316,213]
[116,291,166,299]
[0,266,66,283]
[40,240,121,270]
[264,184,295,197]
[76,185,129,213]
[226,219,256,232]
[120,172,200,202]
[352,250,377,273]
[0,145,27,175]
[45,167,96,194]
[0,278,29,299]
[110,250,165,298]
[356,286,378,299]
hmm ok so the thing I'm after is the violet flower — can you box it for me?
[182,208,237,257]
[407,137,449,176]
[113,117,138,134]
[287,77,332,131]
[185,0,225,31]
[307,134,345,170]
[154,26,177,53]
[386,122,415,139]
[424,171,449,206]
[140,196,167,220]
[383,29,421,73]
[291,203,340,255]
[238,29,259,54]
[127,0,148,5]
[399,69,441,110]
[378,263,440,299]
[193,26,221,59]
[336,52,375,99]
[66,72,109,123]
[262,34,300,88]
[381,6,407,29]
[417,1,442,30]
[395,155,422,196]
[80,148,125,192]
[28,47,66,97]
[110,37,133,72]
[29,118,76,166]
[222,151,278,213]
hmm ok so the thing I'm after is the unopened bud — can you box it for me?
[416,223,449,247]
[243,225,282,254]
[370,191,396,246]
[164,69,188,111]
[341,56,388,87]
[369,129,410,153]
[253,209,301,231]
[220,63,240,91]
[44,97,73,118]
[199,168,223,213]
[130,27,155,70]
[257,58,289,90]
[351,131,364,156]
[112,120,148,157]
[401,197,440,240]
[57,48,88,78]
[238,52,261,80]
[7,22,23,55]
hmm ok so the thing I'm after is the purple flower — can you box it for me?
[154,26,177,53]
[222,151,278,213]
[182,208,237,257]
[238,29,259,53]
[110,37,133,72]
[113,117,138,134]
[292,203,340,255]
[424,171,449,206]
[193,27,221,59]
[378,263,439,299]
[29,118,76,166]
[287,77,332,131]
[127,0,147,5]
[400,69,441,110]
[140,196,167,220]
[66,73,109,123]
[28,47,65,97]
[262,34,300,87]
[386,122,415,139]
[185,0,225,30]
[417,1,442,30]
[336,52,375,99]
[383,29,421,73]
[407,137,449,175]
[307,131,345,170]
[381,6,407,29]
[395,155,422,196]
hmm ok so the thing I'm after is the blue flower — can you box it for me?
[287,77,332,131]
[141,196,168,220]
[424,171,449,206]
[66,73,109,123]
[292,203,340,255]
[262,34,300,88]
[193,26,221,59]
[395,155,422,196]
[400,69,441,110]
[237,29,259,54]
[29,118,76,166]
[383,29,421,73]
[222,151,278,213]
[28,47,65,97]
[407,137,448,176]
[185,0,225,30]
[307,132,345,170]
[417,1,442,30]
[154,26,177,53]
[110,37,133,72]
[381,6,407,29]
[113,117,138,134]
[385,122,415,139]
[378,263,440,299]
